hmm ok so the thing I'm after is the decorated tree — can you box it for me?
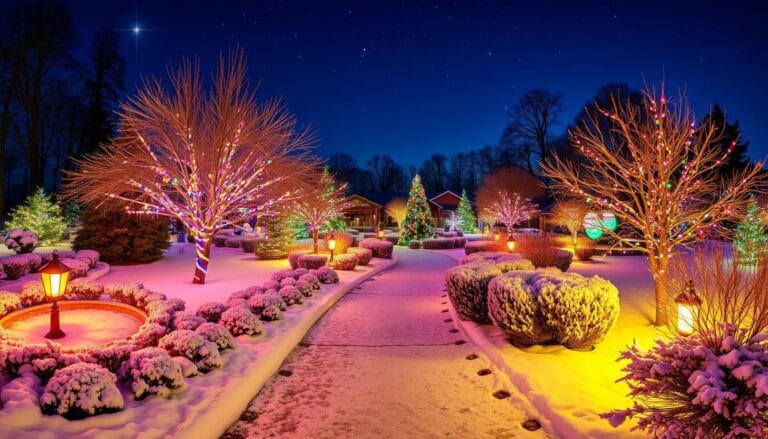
[397,175,433,244]
[476,166,542,231]
[291,168,351,253]
[385,197,408,228]
[551,200,589,248]
[543,84,764,326]
[734,200,766,266]
[65,51,315,283]
[253,213,293,260]
[6,188,67,245]
[456,189,479,233]
[481,192,538,232]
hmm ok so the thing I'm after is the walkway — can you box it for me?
[224,248,548,438]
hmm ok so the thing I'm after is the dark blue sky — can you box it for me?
[66,0,768,168]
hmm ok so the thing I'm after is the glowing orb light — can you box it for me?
[601,211,618,231]
[583,212,603,240]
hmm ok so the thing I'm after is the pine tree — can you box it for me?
[735,200,766,266]
[6,188,67,245]
[254,214,294,260]
[457,189,479,233]
[397,175,433,244]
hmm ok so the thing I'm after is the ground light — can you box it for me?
[328,236,336,262]
[378,229,385,240]
[493,232,501,241]
[506,236,516,252]
[675,279,702,336]
[40,250,71,339]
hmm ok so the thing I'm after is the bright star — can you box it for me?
[133,26,140,34]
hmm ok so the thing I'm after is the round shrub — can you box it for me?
[218,307,264,336]
[280,277,297,287]
[312,266,339,284]
[292,268,309,277]
[240,238,259,253]
[4,229,39,254]
[329,253,359,271]
[40,362,124,419]
[224,237,242,248]
[158,330,222,372]
[247,292,284,321]
[60,257,89,278]
[63,278,104,301]
[299,273,321,290]
[408,240,422,249]
[0,291,21,318]
[272,269,297,282]
[422,238,454,250]
[297,254,327,269]
[288,251,308,269]
[294,280,315,297]
[118,347,185,400]
[553,248,573,272]
[261,280,280,291]
[195,322,235,350]
[213,234,230,247]
[19,281,46,307]
[444,262,503,323]
[196,302,227,323]
[279,285,304,305]
[172,311,206,331]
[359,238,394,258]
[487,270,619,348]
[347,247,373,265]
[324,232,354,253]
[464,240,501,255]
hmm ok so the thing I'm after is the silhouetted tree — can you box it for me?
[419,153,448,193]
[699,104,751,181]
[367,155,405,192]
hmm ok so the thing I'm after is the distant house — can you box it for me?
[342,191,463,229]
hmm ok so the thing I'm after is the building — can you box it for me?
[342,191,463,229]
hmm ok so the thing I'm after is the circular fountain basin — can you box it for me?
[0,301,147,348]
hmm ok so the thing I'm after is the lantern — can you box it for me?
[378,229,385,240]
[40,251,71,339]
[493,232,501,241]
[327,236,337,262]
[583,212,603,240]
[675,279,702,336]
[506,236,516,252]
[601,211,618,232]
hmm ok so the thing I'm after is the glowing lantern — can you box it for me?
[601,211,618,232]
[675,280,702,336]
[327,236,337,262]
[493,232,501,241]
[506,236,516,252]
[40,251,71,339]
[378,229,385,240]
[583,212,603,240]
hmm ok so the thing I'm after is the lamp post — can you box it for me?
[506,235,516,253]
[328,236,337,262]
[40,250,71,339]
[378,229,385,240]
[493,231,500,241]
[675,279,702,336]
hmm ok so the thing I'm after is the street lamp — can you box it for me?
[506,236,516,252]
[493,232,501,241]
[328,236,337,262]
[378,229,385,240]
[40,251,71,339]
[675,279,702,336]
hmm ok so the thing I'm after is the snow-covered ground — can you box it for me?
[431,248,661,438]
[0,243,395,439]
[226,248,551,438]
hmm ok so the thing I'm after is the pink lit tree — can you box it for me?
[481,192,539,232]
[66,51,315,283]
[291,168,351,253]
[476,165,542,231]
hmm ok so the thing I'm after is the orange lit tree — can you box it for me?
[550,199,589,248]
[66,51,315,284]
[291,168,350,254]
[385,197,408,227]
[543,85,764,326]
[476,165,542,231]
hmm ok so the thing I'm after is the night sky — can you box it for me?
[66,0,768,168]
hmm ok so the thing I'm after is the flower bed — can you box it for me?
[359,238,394,259]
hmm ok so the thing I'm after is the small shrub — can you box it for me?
[329,253,358,270]
[408,240,422,249]
[240,237,259,253]
[195,302,227,323]
[272,269,297,282]
[280,277,297,288]
[279,285,304,305]
[3,255,32,280]
[359,238,394,258]
[19,282,46,307]
[422,238,454,250]
[213,234,230,247]
[224,237,242,248]
[444,263,502,323]
[118,347,185,400]
[0,291,21,318]
[158,330,222,372]
[4,229,39,254]
[40,363,124,419]
[288,251,308,269]
[63,278,104,301]
[60,257,89,278]
[464,240,501,255]
[247,293,284,321]
[347,247,372,265]
[575,244,597,261]
[294,280,315,297]
[297,254,327,269]
[553,248,573,271]
[299,273,321,290]
[172,311,206,331]
[261,280,280,291]
[324,232,354,253]
[218,307,264,336]
[313,266,339,284]
[75,249,101,268]
[195,322,235,350]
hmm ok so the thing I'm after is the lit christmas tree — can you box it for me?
[397,175,433,244]
[6,188,67,245]
[457,189,479,233]
[734,200,766,266]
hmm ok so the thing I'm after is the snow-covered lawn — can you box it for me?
[431,248,663,438]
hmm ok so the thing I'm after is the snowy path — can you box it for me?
[224,249,549,439]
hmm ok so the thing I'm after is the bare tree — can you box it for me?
[550,200,589,248]
[419,153,448,193]
[291,168,350,254]
[476,165,543,229]
[367,155,404,192]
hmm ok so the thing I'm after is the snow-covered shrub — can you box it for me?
[4,342,60,376]
[228,289,255,305]
[348,247,373,265]
[240,237,259,253]
[312,266,339,283]
[172,311,206,331]
[83,342,137,372]
[602,331,768,438]
[218,307,264,336]
[19,281,46,307]
[280,277,297,287]
[324,231,355,254]
[224,237,242,248]
[299,273,321,290]
[261,280,280,291]
[329,253,358,270]
[133,289,167,309]
[515,234,572,271]
[213,234,230,247]
[165,297,186,312]
[359,238,393,258]
[60,257,89,278]
[158,330,222,372]
[279,285,304,305]
[40,363,123,419]
[294,280,314,297]
[461,251,526,265]
[464,240,501,255]
[408,240,422,249]
[444,262,503,323]
[172,356,199,377]
[272,269,297,282]
[574,239,597,261]
[118,347,185,400]
[452,237,467,248]
[104,282,144,305]
[63,278,104,301]
[131,323,168,347]
[247,293,284,320]
[32,357,59,381]
[196,302,227,323]
[195,322,235,350]
[552,248,573,272]
[292,267,309,277]
[226,297,247,310]
[422,238,454,249]
[288,251,308,269]
[0,291,21,318]
[297,254,327,269]
[487,270,619,348]
[75,249,100,268]
[2,255,32,280]
[4,228,39,254]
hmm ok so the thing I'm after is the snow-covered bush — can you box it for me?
[515,234,573,271]
[213,234,230,247]
[75,249,101,268]
[166,297,186,312]
[0,291,21,318]
[218,307,264,336]
[359,238,393,258]
[324,231,355,253]
[444,262,503,323]
[280,277,297,287]
[409,240,422,249]
[422,238,454,249]
[329,253,358,270]
[228,288,255,305]
[487,270,619,348]
[40,362,124,419]
[272,269,297,282]
[278,285,304,305]
[195,302,227,323]
[158,330,222,372]
[552,248,573,272]
[288,251,308,269]
[299,273,321,290]
[297,254,327,269]
[348,247,373,265]
[261,280,280,291]
[460,251,530,266]
[294,279,314,297]
[195,322,235,350]
[3,255,33,280]
[118,347,185,400]
[292,267,309,277]
[464,240,501,255]
[83,342,137,372]
[4,342,59,376]
[60,257,89,278]
[4,228,39,254]
[239,237,259,253]
[131,323,168,347]
[104,282,144,305]
[224,237,242,248]
[19,281,46,307]
[171,311,206,331]
[602,331,768,438]
[64,278,104,301]
[247,293,284,320]
[312,266,339,284]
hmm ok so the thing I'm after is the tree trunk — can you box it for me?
[312,228,319,254]
[571,229,578,249]
[193,234,213,284]
[653,256,669,326]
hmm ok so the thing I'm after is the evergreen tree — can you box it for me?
[700,105,750,181]
[254,214,294,260]
[735,200,766,266]
[286,214,311,239]
[456,189,479,233]
[73,206,170,264]
[6,188,67,245]
[397,175,433,244]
